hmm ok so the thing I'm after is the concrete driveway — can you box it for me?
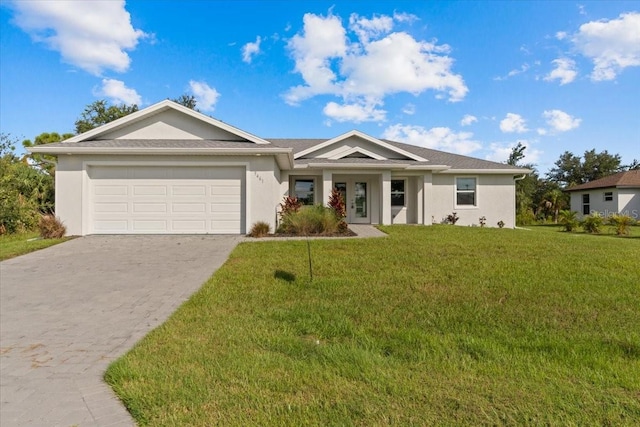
[0,235,241,426]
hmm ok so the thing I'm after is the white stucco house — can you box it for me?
[29,100,530,235]
[566,170,640,220]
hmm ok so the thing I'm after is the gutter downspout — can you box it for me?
[513,174,527,228]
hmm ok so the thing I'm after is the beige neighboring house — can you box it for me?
[566,170,640,220]
[29,100,530,235]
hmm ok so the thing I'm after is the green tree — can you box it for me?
[171,94,198,110]
[506,143,538,225]
[22,132,74,176]
[548,149,622,187]
[75,100,139,134]
[1,133,53,233]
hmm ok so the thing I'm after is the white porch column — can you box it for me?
[423,172,433,225]
[381,171,391,225]
[322,170,333,205]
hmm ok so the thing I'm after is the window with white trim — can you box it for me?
[604,191,613,202]
[456,177,476,206]
[391,180,405,206]
[294,178,315,205]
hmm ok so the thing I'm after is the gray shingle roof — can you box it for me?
[565,170,640,191]
[267,138,525,171]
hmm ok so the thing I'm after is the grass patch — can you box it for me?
[106,225,640,426]
[0,232,71,261]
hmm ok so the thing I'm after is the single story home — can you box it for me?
[566,170,640,219]
[30,100,530,235]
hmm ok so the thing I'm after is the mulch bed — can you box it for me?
[247,229,357,238]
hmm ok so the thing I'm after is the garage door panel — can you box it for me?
[172,185,206,196]
[132,220,168,231]
[133,203,167,213]
[133,185,167,196]
[94,203,128,213]
[94,185,128,196]
[93,220,129,232]
[89,166,244,234]
[172,203,206,213]
[172,220,207,231]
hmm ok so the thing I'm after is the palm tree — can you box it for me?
[558,210,579,232]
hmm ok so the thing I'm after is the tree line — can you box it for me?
[508,142,639,225]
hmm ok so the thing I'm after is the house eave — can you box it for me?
[28,146,295,168]
[437,168,533,174]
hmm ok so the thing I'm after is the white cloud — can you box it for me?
[242,36,262,63]
[402,103,416,115]
[382,124,481,155]
[285,11,467,123]
[500,113,529,133]
[323,101,386,123]
[10,0,146,75]
[544,58,578,85]
[494,63,529,81]
[349,13,394,43]
[555,31,568,40]
[460,114,478,126]
[189,80,220,112]
[571,12,640,81]
[543,109,581,132]
[93,79,141,105]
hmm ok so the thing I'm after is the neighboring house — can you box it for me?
[566,170,640,220]
[30,100,530,235]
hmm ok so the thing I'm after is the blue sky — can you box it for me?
[1,1,638,173]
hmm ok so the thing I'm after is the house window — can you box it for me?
[456,177,476,206]
[582,194,590,215]
[391,180,405,206]
[604,191,613,202]
[294,179,315,205]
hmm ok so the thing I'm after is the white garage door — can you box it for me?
[89,166,244,234]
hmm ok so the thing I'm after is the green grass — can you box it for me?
[0,232,72,261]
[106,225,640,426]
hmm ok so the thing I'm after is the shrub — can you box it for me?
[558,210,579,232]
[479,216,487,227]
[516,209,535,226]
[444,212,459,225]
[38,214,66,238]
[497,220,505,229]
[248,221,270,237]
[278,204,340,235]
[327,187,348,232]
[0,189,39,234]
[279,196,302,218]
[608,214,636,236]
[581,213,604,234]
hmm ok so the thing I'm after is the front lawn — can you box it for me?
[106,225,640,426]
[0,232,72,261]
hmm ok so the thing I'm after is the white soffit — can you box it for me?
[294,130,427,162]
[328,146,386,160]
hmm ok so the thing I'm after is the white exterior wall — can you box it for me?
[619,189,640,220]
[431,174,517,228]
[572,188,640,220]
[54,154,281,235]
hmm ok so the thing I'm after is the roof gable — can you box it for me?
[65,100,270,145]
[294,130,427,162]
